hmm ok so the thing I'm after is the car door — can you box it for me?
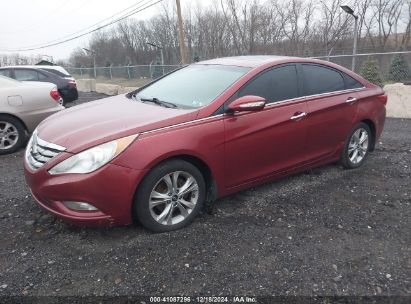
[224,64,310,189]
[300,64,363,161]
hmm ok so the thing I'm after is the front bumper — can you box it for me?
[24,159,147,227]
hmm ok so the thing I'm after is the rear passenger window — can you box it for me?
[302,64,345,96]
[14,69,39,81]
[238,65,299,103]
[0,69,11,78]
[41,68,68,77]
[38,72,48,80]
[343,73,364,89]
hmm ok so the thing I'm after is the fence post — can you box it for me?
[109,64,113,80]
[127,65,131,79]
[149,61,154,79]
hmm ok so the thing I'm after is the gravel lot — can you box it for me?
[0,93,410,298]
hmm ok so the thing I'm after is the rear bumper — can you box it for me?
[21,106,64,133]
[24,160,147,227]
[59,87,78,102]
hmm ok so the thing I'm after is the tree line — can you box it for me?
[1,0,410,67]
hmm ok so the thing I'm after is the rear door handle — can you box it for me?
[346,97,358,103]
[290,112,307,120]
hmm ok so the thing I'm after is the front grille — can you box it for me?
[26,131,66,170]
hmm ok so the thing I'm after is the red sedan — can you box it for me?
[24,56,387,232]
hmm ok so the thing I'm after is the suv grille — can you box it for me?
[25,131,66,170]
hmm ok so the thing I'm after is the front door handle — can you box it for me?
[346,97,358,103]
[290,112,307,120]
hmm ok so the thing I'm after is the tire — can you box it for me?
[58,91,67,106]
[134,159,206,233]
[59,98,66,107]
[341,122,372,169]
[0,115,26,155]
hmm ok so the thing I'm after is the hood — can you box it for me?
[37,94,197,153]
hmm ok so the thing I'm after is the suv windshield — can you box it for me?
[135,64,250,108]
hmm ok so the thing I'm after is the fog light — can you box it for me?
[62,201,98,211]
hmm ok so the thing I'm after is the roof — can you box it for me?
[0,65,71,76]
[196,55,293,68]
[0,65,45,69]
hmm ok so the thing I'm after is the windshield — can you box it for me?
[135,64,250,108]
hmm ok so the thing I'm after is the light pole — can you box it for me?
[341,5,359,71]
[146,42,164,75]
[83,48,96,79]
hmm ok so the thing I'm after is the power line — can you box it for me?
[1,0,163,52]
[27,0,154,48]
[2,0,155,50]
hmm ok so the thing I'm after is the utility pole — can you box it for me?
[83,48,96,79]
[176,0,188,64]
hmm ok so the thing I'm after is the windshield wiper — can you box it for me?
[133,95,177,108]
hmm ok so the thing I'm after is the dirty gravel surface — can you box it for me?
[0,93,410,298]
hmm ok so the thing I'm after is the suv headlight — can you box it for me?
[48,134,138,174]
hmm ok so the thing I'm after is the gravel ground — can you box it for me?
[0,93,410,298]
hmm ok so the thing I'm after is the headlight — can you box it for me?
[48,134,138,174]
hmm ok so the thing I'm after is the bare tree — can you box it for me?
[62,0,410,68]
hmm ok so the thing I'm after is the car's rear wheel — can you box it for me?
[58,98,65,107]
[0,115,26,155]
[134,160,206,232]
[341,122,371,169]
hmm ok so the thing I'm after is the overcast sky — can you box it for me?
[0,0,212,61]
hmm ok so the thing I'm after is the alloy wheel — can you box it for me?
[348,127,369,165]
[149,171,199,226]
[0,121,19,151]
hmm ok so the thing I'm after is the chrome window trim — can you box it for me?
[300,87,366,100]
[264,87,366,108]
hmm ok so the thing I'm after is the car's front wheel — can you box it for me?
[0,115,26,155]
[341,122,371,169]
[134,159,206,232]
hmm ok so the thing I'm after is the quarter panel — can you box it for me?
[355,87,386,140]
[305,91,360,160]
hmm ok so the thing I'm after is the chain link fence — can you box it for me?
[313,51,411,87]
[66,64,182,86]
[65,51,411,88]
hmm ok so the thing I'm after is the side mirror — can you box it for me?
[227,95,266,113]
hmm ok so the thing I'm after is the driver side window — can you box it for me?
[237,65,300,103]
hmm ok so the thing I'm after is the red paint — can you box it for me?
[24,57,386,227]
